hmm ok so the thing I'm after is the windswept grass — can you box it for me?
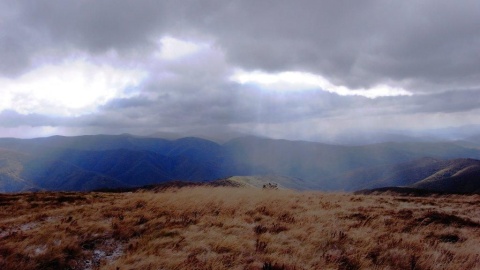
[0,188,479,269]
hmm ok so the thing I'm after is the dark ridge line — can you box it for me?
[354,186,479,196]
[92,178,241,193]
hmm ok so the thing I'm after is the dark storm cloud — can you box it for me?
[1,0,480,138]
[6,0,480,90]
[178,0,480,91]
[0,0,174,76]
[0,29,32,76]
[18,0,169,53]
[0,2,35,76]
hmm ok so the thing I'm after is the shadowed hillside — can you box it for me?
[338,158,480,194]
[412,159,480,193]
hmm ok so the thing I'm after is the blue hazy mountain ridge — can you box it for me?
[411,159,480,193]
[353,158,480,194]
[0,134,172,154]
[333,157,477,191]
[222,136,480,190]
[21,157,125,191]
[54,148,227,186]
[0,134,480,192]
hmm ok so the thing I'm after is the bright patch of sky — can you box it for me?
[0,59,145,116]
[154,36,207,60]
[230,70,413,99]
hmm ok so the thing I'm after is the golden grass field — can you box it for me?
[0,187,479,270]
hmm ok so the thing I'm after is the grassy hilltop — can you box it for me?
[0,187,479,269]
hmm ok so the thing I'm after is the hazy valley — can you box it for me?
[1,134,480,194]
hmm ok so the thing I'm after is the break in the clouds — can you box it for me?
[0,59,145,116]
[1,0,480,140]
[230,70,412,98]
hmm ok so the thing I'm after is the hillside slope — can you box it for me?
[347,158,480,194]
[0,149,35,192]
[1,135,480,192]
[412,159,480,193]
[224,137,480,190]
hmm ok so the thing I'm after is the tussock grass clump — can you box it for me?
[0,188,479,269]
[415,211,479,227]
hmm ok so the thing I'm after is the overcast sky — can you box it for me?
[1,0,480,141]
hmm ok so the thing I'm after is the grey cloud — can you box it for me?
[5,0,480,91]
[18,0,169,53]
[0,0,174,76]
[0,109,152,130]
[1,85,479,138]
[0,2,37,76]
[0,31,31,77]
[95,75,371,130]
[0,110,64,127]
[101,97,156,110]
[180,0,480,92]
[1,0,480,138]
[401,89,480,114]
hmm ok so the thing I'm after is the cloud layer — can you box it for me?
[1,0,480,140]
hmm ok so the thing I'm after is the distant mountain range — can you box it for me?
[338,157,480,193]
[0,134,479,193]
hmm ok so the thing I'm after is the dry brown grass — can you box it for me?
[0,187,479,270]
